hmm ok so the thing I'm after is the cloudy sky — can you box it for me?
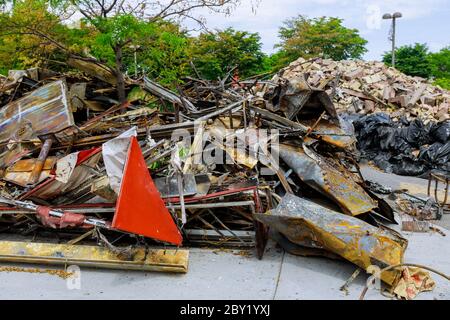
[184,0,450,61]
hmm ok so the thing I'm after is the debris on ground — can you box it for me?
[0,265,74,279]
[254,193,407,287]
[278,57,449,122]
[0,56,447,299]
[393,266,436,300]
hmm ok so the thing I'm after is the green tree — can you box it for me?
[88,14,158,102]
[0,0,73,74]
[428,46,450,88]
[263,51,293,73]
[0,4,190,88]
[1,0,242,102]
[275,15,368,66]
[382,43,432,78]
[124,21,191,87]
[52,0,242,101]
[190,27,267,80]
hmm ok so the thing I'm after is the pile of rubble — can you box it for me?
[278,57,450,122]
[0,57,444,299]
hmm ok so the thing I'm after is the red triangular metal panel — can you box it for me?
[112,137,182,245]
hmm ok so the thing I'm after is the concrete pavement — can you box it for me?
[0,229,449,300]
[360,164,450,230]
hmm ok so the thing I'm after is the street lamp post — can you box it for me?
[382,12,402,68]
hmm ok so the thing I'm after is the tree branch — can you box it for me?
[148,0,239,22]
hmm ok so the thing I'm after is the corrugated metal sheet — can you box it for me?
[0,80,74,143]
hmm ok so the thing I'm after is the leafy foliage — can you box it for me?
[275,15,368,66]
[428,46,450,88]
[382,44,450,89]
[434,78,450,90]
[0,0,71,73]
[262,51,293,73]
[88,14,156,66]
[130,22,190,86]
[1,1,447,93]
[190,28,267,80]
[382,43,432,78]
[0,3,190,86]
[0,0,243,88]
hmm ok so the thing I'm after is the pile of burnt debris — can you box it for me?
[280,57,449,122]
[277,57,450,178]
[0,57,446,299]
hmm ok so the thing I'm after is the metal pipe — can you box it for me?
[28,138,53,185]
[383,12,402,68]
[392,17,396,67]
[0,201,255,213]
[0,198,109,228]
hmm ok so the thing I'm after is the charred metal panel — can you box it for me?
[254,194,407,286]
[280,144,377,216]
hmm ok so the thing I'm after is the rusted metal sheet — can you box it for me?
[4,157,56,172]
[3,157,57,187]
[0,240,188,273]
[0,80,74,143]
[279,77,313,120]
[308,119,356,149]
[270,229,342,260]
[254,194,407,286]
[279,144,377,216]
[273,76,339,122]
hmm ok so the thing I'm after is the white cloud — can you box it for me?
[182,0,450,59]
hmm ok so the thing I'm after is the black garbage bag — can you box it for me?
[429,121,450,143]
[377,126,411,153]
[419,141,450,167]
[398,119,432,147]
[372,152,395,173]
[353,113,393,151]
[389,154,428,176]
[351,113,449,176]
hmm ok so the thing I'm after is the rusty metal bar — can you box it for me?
[427,172,449,207]
[28,138,53,185]
[0,240,189,273]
